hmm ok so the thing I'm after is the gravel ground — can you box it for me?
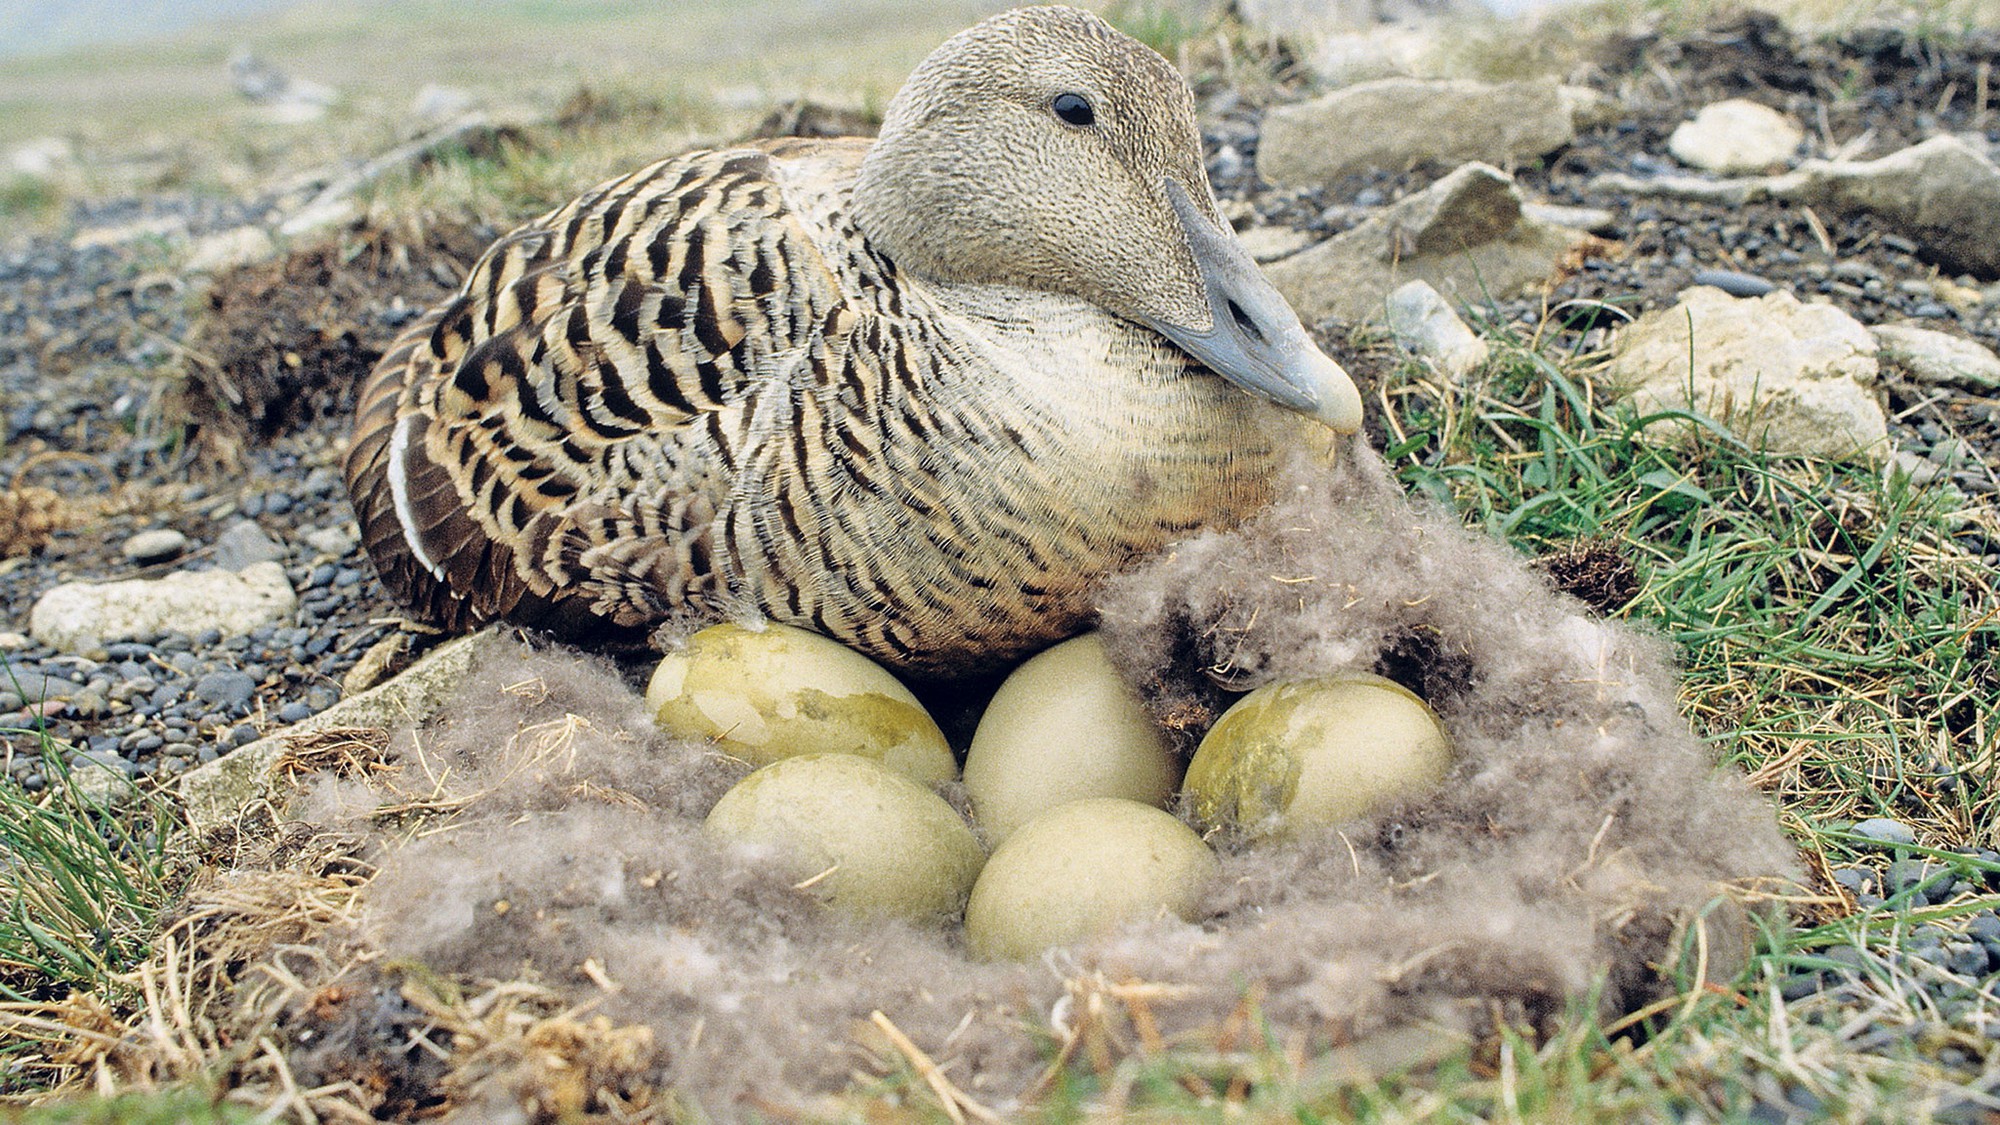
[3,8,2000,1101]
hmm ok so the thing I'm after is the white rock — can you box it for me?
[29,561,298,655]
[1885,449,1943,486]
[1307,24,1443,84]
[185,226,277,273]
[122,528,190,565]
[1523,201,1616,235]
[1605,287,1887,462]
[6,137,71,177]
[1385,280,1489,380]
[69,756,138,806]
[1777,135,2000,278]
[302,525,360,558]
[1871,323,2000,392]
[1266,162,1593,324]
[1668,99,1803,175]
[70,216,189,252]
[179,632,485,836]
[1258,78,1575,187]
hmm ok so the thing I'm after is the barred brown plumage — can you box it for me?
[344,5,1364,678]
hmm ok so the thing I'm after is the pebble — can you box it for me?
[1692,268,1778,297]
[1851,818,1918,846]
[210,519,286,570]
[122,527,190,565]
[193,670,258,709]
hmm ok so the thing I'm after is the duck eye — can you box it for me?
[1051,92,1095,127]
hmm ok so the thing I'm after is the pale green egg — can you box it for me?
[963,633,1179,847]
[1183,672,1452,837]
[963,797,1217,961]
[647,621,955,784]
[704,753,986,924]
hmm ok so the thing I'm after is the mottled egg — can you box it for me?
[963,797,1217,961]
[648,621,955,784]
[1183,673,1452,837]
[962,633,1178,846]
[704,753,985,924]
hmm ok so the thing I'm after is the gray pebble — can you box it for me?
[193,670,258,708]
[1852,818,1917,847]
[277,700,313,724]
[1946,943,1989,976]
[122,527,190,565]
[210,519,285,570]
[1692,268,1777,297]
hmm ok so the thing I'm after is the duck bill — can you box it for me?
[1144,180,1364,434]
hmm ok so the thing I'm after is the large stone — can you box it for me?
[29,562,297,654]
[1385,280,1489,381]
[178,631,485,836]
[1604,287,1887,462]
[1871,323,2000,392]
[1668,99,1803,174]
[1265,162,1596,325]
[1258,78,1575,187]
[1779,136,2000,279]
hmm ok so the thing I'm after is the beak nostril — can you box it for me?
[1226,299,1267,346]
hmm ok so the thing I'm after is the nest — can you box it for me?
[27,447,1796,1120]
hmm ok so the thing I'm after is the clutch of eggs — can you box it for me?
[656,626,1452,953]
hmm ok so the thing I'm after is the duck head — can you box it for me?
[851,4,1362,433]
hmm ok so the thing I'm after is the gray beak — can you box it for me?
[1142,180,1363,434]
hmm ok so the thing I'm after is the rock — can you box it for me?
[1266,163,1596,325]
[6,137,72,177]
[1851,817,1918,847]
[1777,136,2000,279]
[29,562,297,655]
[68,753,137,806]
[122,528,190,566]
[1887,449,1945,486]
[410,84,477,122]
[3,670,87,704]
[1668,99,1803,175]
[178,631,485,836]
[1605,287,1887,462]
[71,216,189,252]
[230,49,338,123]
[1690,269,1779,298]
[210,519,285,570]
[193,670,259,709]
[1304,24,1445,85]
[302,525,360,558]
[1235,224,1315,263]
[185,226,277,273]
[1522,202,1617,236]
[1258,79,1575,187]
[1557,85,1623,131]
[1872,324,2000,391]
[1385,280,1489,380]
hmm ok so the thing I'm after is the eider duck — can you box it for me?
[344,4,1362,678]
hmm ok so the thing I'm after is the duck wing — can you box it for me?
[345,141,860,640]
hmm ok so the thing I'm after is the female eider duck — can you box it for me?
[344,4,1362,679]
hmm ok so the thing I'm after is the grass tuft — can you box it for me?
[0,702,180,1094]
